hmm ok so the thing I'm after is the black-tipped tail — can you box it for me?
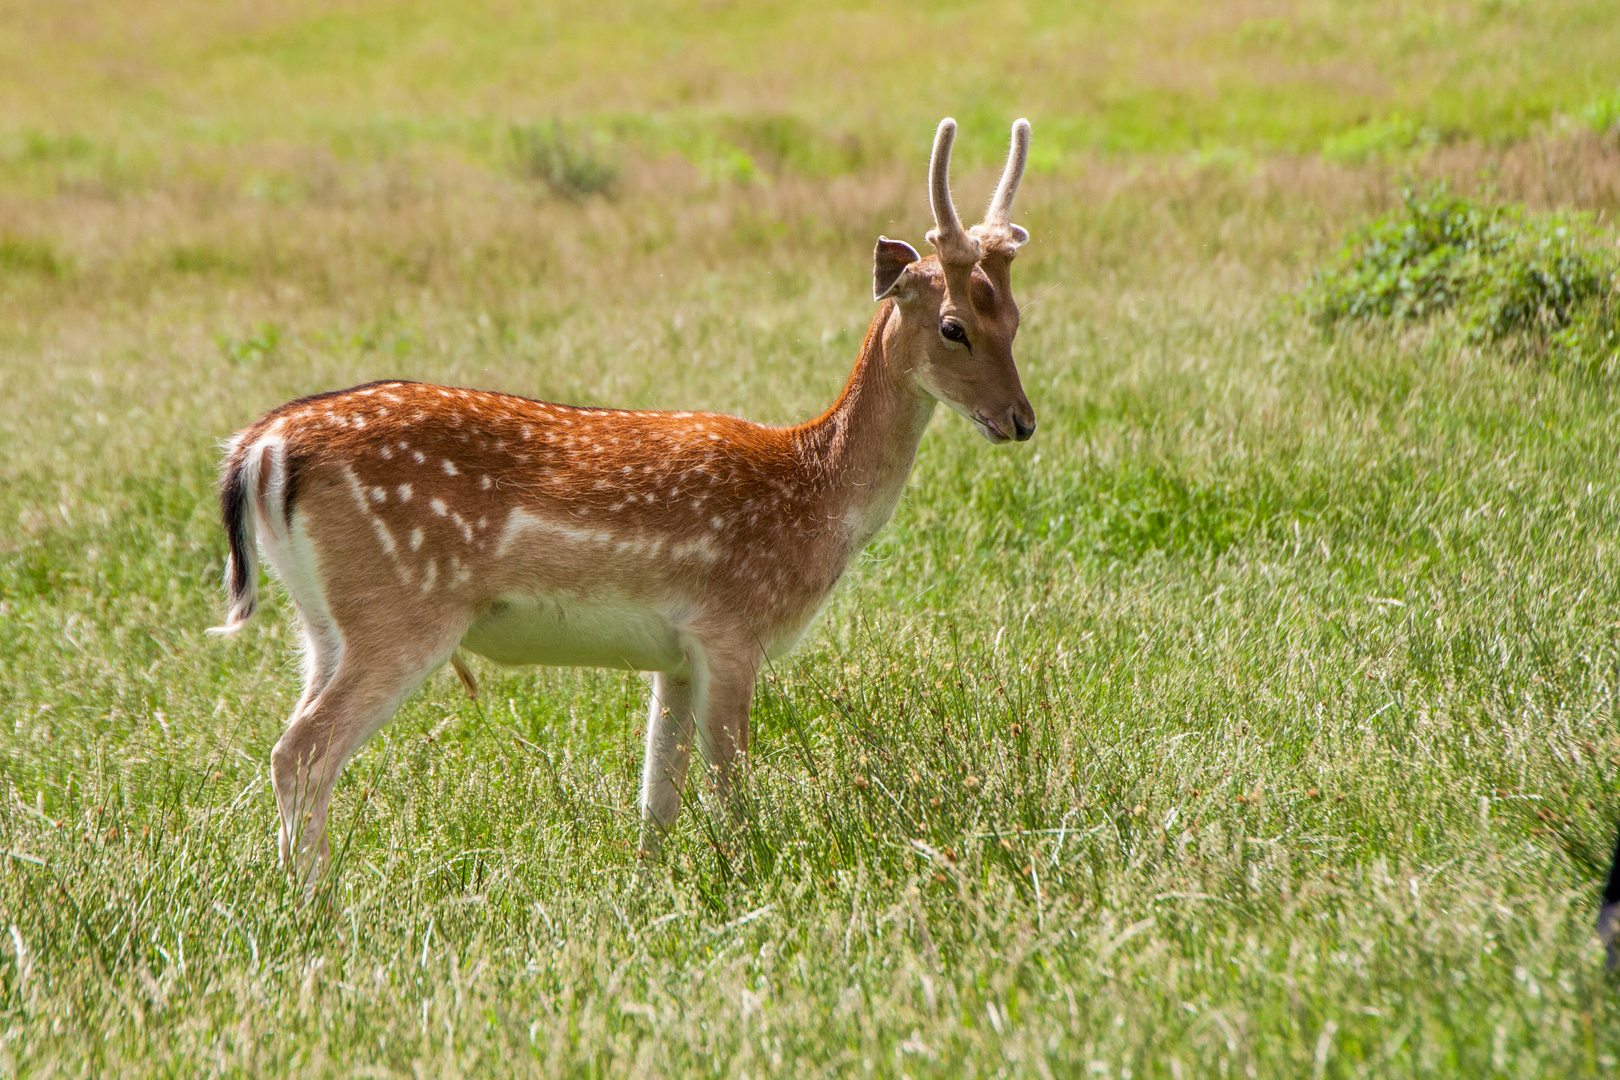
[209,446,260,635]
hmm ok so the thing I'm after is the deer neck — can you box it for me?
[797,301,938,550]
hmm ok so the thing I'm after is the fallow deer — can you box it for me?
[212,117,1037,886]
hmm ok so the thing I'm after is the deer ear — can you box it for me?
[873,237,920,301]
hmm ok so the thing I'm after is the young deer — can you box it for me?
[213,118,1036,885]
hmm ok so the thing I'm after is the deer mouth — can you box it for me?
[973,413,1013,443]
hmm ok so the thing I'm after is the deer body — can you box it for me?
[215,118,1035,886]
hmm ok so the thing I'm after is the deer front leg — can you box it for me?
[637,672,696,860]
[691,644,762,811]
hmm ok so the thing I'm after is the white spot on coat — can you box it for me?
[496,507,600,556]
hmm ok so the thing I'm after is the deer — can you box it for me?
[210,117,1037,889]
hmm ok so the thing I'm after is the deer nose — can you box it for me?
[1010,399,1036,440]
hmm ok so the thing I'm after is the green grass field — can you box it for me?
[5,2,1620,1076]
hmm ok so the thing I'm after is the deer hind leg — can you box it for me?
[288,606,344,727]
[271,633,457,892]
[637,672,696,859]
[265,514,345,727]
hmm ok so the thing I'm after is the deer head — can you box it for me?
[872,118,1036,443]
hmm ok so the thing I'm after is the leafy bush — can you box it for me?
[510,121,621,199]
[1306,188,1619,363]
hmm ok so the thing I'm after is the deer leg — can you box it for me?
[288,604,344,726]
[271,643,449,892]
[637,672,696,860]
[1600,823,1620,971]
[691,644,761,810]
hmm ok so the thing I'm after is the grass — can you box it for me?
[3,0,1620,185]
[5,2,1620,1077]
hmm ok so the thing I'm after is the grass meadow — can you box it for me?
[6,2,1620,1076]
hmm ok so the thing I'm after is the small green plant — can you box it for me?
[0,236,65,276]
[1320,116,1437,164]
[721,114,865,177]
[1306,187,1619,363]
[510,121,620,199]
[217,322,281,366]
[1581,88,1620,136]
[167,244,246,275]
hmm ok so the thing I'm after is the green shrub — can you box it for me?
[1306,188,1619,363]
[510,121,621,200]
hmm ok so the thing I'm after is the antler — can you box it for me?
[973,118,1031,251]
[924,118,981,266]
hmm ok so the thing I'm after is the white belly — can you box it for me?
[460,593,684,672]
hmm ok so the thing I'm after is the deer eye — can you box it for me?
[940,319,970,348]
